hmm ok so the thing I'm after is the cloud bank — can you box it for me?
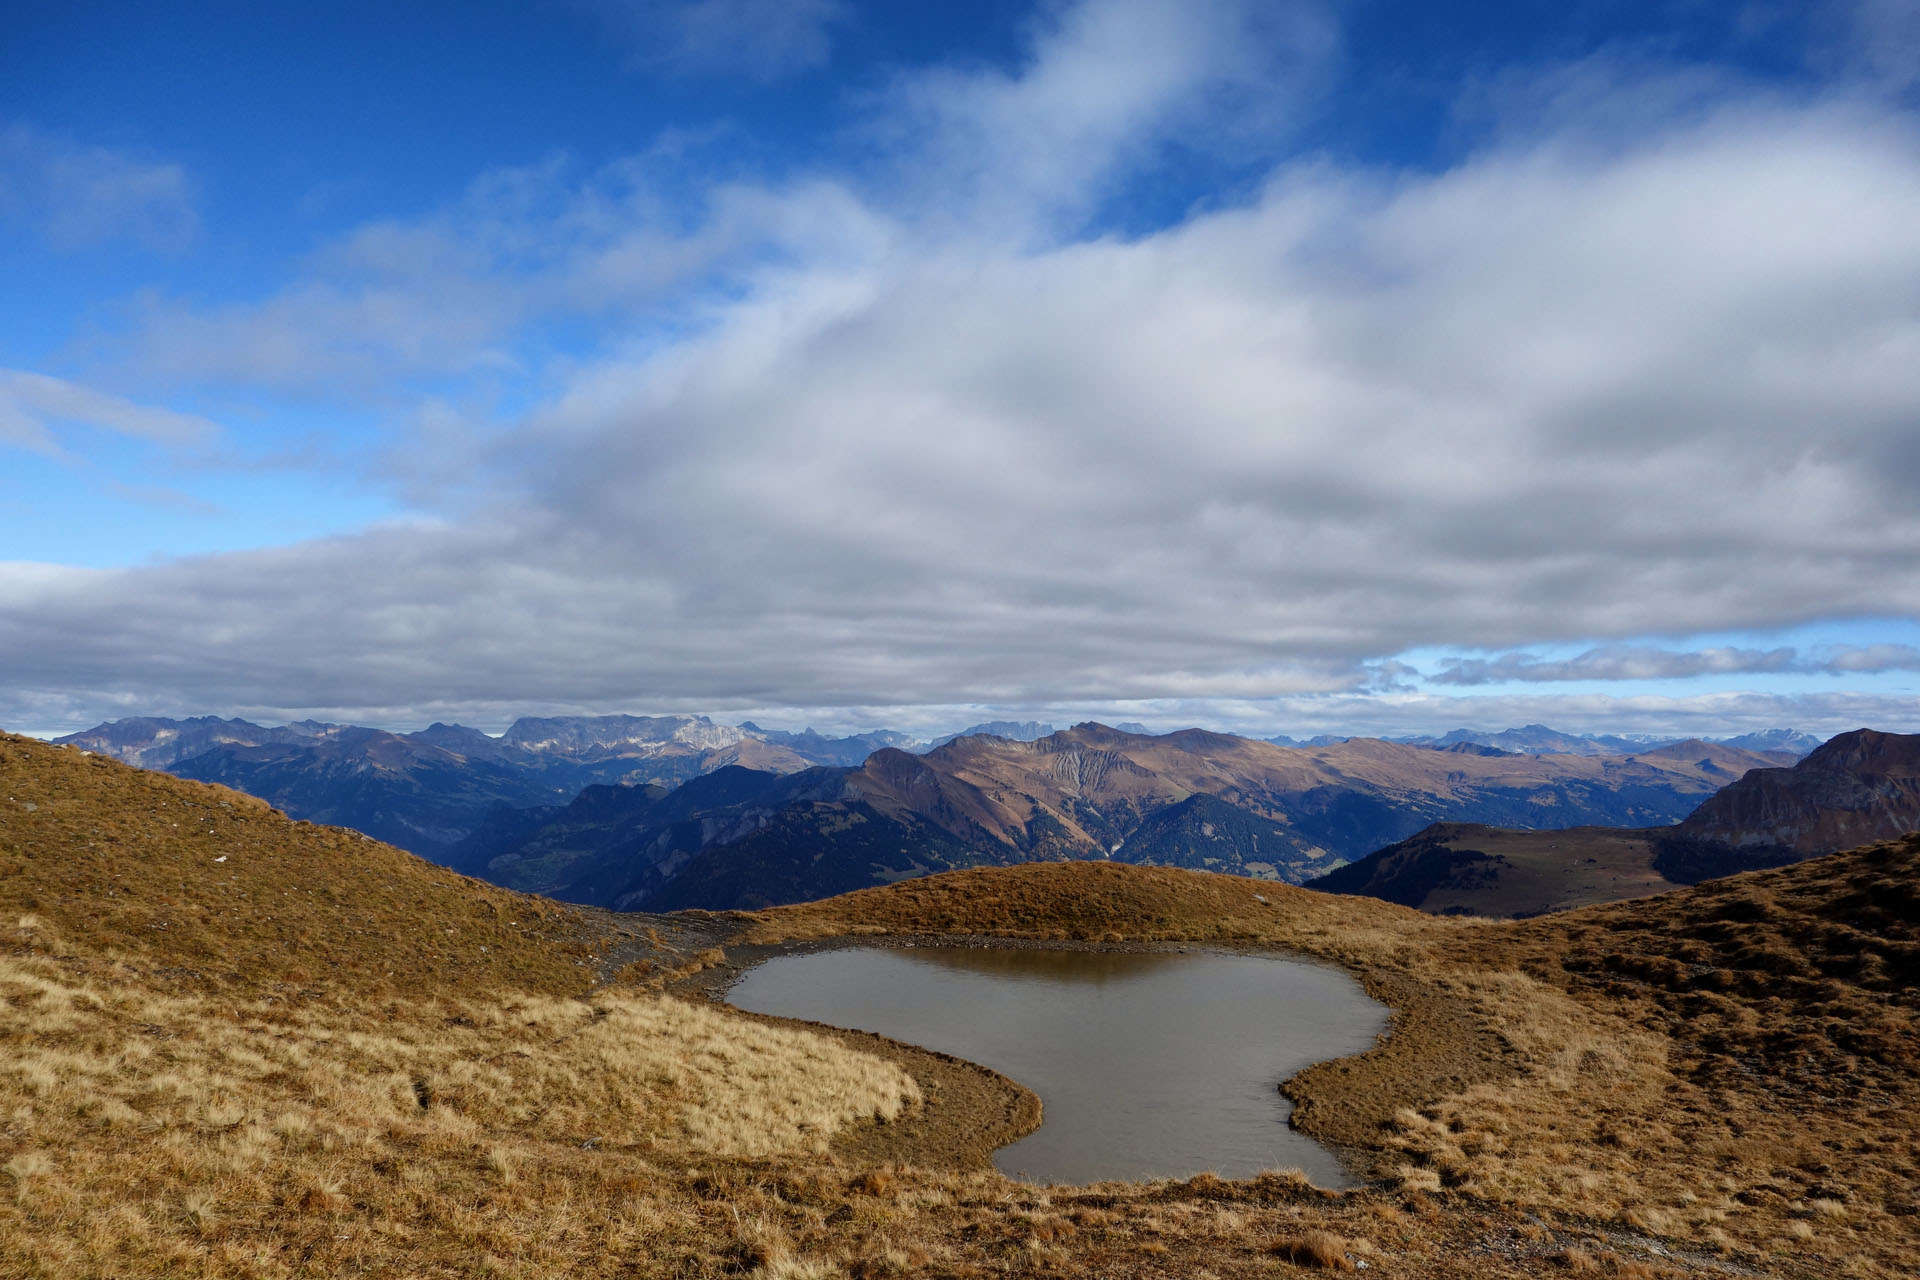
[1431,644,1920,685]
[6,0,1920,736]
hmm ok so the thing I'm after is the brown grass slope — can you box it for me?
[1454,835,1920,1257]
[1546,833,1920,1094]
[0,734,924,1278]
[0,731,597,996]
[761,845,1920,1276]
[5,729,1916,1278]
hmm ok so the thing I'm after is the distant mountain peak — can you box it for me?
[928,720,1057,749]
[501,713,746,757]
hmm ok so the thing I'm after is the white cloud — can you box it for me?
[0,370,219,457]
[115,155,891,394]
[872,0,1334,240]
[583,0,850,81]
[1432,643,1920,684]
[0,123,196,251]
[1432,647,1802,685]
[1240,689,1920,742]
[6,3,1920,733]
[1823,642,1920,673]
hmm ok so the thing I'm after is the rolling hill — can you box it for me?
[0,730,930,1278]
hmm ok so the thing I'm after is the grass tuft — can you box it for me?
[1267,1228,1356,1270]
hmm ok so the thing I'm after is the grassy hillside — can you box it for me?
[761,844,1920,1275]
[1307,823,1681,917]
[0,734,922,1278]
[0,731,596,995]
[5,730,1915,1278]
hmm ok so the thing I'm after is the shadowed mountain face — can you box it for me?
[52,714,900,862]
[464,724,1785,911]
[1678,728,1920,855]
[1306,824,1690,918]
[162,729,603,861]
[50,715,339,769]
[1112,793,1330,882]
[1309,729,1920,916]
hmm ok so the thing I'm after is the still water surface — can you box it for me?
[727,946,1387,1186]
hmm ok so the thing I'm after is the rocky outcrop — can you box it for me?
[1677,728,1920,854]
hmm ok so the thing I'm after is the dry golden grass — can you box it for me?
[0,937,919,1276]
[0,942,919,1155]
[1266,1227,1358,1270]
[0,732,596,997]
[758,844,1920,1277]
[1,736,921,1277]
[7,732,1920,1277]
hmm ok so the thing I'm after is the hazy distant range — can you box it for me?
[50,713,1826,911]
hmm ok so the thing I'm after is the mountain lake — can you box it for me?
[726,945,1389,1186]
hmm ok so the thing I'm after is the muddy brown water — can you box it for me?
[726,945,1388,1187]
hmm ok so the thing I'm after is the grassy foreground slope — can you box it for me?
[0,734,922,1278]
[5,730,1917,1278]
[762,847,1920,1276]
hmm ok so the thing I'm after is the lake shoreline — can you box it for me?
[662,929,1431,1186]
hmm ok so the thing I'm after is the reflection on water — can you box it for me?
[727,945,1387,1187]
[908,943,1182,985]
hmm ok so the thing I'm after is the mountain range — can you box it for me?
[52,713,891,860]
[1308,728,1920,916]
[449,723,1792,910]
[53,712,1838,913]
[1273,724,1825,757]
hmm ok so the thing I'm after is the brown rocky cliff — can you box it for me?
[1678,728,1920,853]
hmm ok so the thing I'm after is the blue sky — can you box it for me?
[3,0,1919,740]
